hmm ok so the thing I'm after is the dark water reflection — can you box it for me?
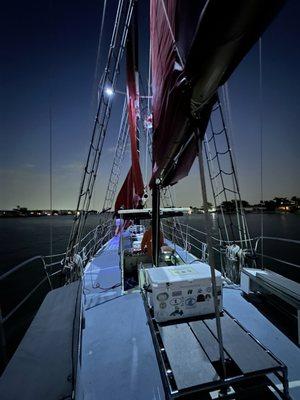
[0,215,100,273]
[1,213,299,279]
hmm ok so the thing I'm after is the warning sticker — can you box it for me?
[185,297,197,307]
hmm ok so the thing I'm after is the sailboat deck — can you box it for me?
[77,235,164,399]
[78,237,300,400]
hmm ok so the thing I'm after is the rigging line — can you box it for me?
[165,187,185,246]
[197,134,226,377]
[208,115,236,242]
[102,99,128,211]
[224,90,253,254]
[221,87,244,247]
[223,86,249,248]
[74,0,124,215]
[91,0,108,111]
[145,41,152,183]
[259,37,264,268]
[160,0,184,68]
[204,138,229,244]
[219,89,253,252]
[48,0,55,267]
[49,104,53,264]
[66,0,133,262]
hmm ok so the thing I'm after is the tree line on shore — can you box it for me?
[190,196,300,213]
[1,196,299,217]
[0,206,99,218]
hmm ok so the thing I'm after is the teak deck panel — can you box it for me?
[189,320,229,363]
[159,323,219,390]
[205,314,279,374]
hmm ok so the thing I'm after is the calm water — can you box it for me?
[0,213,299,279]
[0,215,100,274]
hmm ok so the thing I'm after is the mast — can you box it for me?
[151,181,160,266]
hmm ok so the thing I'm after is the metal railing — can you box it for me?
[70,217,114,265]
[0,214,115,371]
[161,220,300,281]
[254,236,300,273]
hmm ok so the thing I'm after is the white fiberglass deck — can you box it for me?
[77,235,164,400]
[77,236,300,400]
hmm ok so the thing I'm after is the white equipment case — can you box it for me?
[145,263,222,322]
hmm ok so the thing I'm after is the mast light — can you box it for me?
[105,87,114,96]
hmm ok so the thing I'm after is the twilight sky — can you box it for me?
[1,0,299,210]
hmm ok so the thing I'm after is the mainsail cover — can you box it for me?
[150,0,285,187]
[115,18,144,211]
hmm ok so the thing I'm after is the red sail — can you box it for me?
[114,17,144,211]
[126,20,144,197]
[115,168,134,211]
[150,0,285,188]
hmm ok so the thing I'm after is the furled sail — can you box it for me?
[150,0,285,187]
[115,168,134,211]
[115,17,144,211]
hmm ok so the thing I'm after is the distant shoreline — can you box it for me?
[1,211,299,218]
[0,214,73,218]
